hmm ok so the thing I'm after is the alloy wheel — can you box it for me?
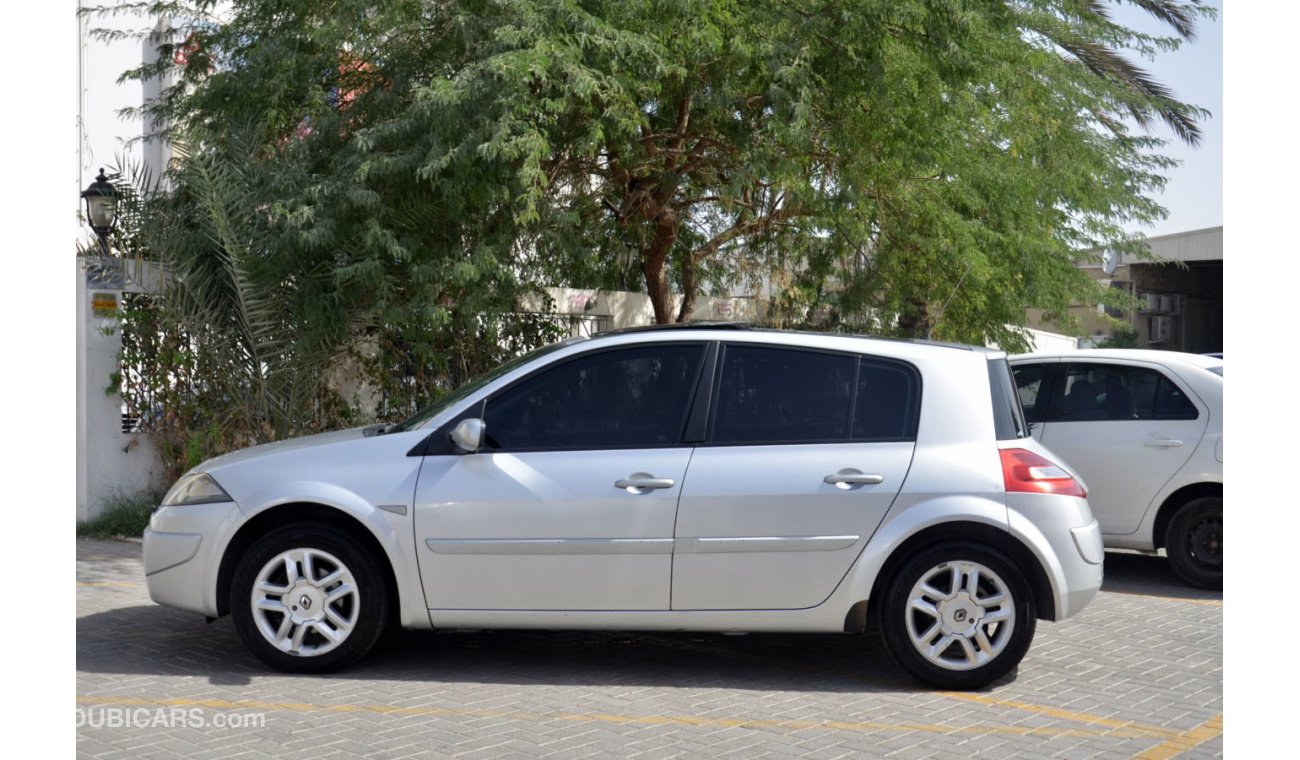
[250,548,360,657]
[904,560,1016,671]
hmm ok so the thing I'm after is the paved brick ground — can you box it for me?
[77,539,1222,758]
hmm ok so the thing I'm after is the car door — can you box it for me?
[413,342,707,611]
[671,344,917,610]
[1032,360,1207,535]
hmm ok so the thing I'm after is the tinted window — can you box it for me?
[854,359,921,440]
[1011,364,1051,424]
[483,344,704,450]
[712,346,854,444]
[989,358,1029,439]
[1060,363,1198,421]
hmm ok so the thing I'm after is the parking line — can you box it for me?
[940,691,1179,738]
[1133,714,1223,759]
[75,694,1172,739]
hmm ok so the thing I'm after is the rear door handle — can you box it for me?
[1144,439,1184,448]
[615,473,675,493]
[824,470,885,488]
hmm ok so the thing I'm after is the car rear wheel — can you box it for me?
[880,543,1036,689]
[231,523,388,673]
[1165,497,1222,590]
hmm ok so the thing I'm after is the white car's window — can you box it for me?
[1011,363,1052,424]
[1060,364,1198,421]
[481,344,704,450]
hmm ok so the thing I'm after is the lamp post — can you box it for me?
[81,168,119,257]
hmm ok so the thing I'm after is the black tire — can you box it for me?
[230,523,389,673]
[1165,497,1222,590]
[879,542,1037,690]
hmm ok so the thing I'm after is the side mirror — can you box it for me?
[450,418,485,453]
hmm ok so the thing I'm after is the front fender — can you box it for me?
[219,481,429,629]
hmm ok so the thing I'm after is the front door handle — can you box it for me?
[824,469,885,488]
[615,473,675,493]
[1144,439,1184,448]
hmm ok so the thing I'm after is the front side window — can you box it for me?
[1060,363,1198,421]
[482,344,704,450]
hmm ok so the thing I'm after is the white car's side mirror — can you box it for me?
[450,418,485,453]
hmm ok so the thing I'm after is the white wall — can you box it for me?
[76,263,163,520]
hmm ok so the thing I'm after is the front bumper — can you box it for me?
[143,500,243,617]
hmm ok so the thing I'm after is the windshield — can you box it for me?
[386,339,579,433]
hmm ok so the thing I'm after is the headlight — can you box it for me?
[161,472,232,507]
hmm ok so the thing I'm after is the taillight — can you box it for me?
[1000,448,1086,497]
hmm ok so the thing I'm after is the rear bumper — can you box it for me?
[1007,493,1104,621]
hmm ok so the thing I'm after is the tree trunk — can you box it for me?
[677,254,697,323]
[641,211,679,324]
[896,297,932,338]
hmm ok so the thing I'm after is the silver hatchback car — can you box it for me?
[145,326,1102,689]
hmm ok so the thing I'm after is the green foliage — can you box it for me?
[90,0,1210,474]
[1097,324,1141,348]
[76,490,160,539]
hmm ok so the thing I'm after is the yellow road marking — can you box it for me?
[74,694,1172,739]
[77,581,139,588]
[1103,590,1222,608]
[1134,714,1223,759]
[940,691,1178,738]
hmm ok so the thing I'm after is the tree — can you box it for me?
[102,0,1209,355]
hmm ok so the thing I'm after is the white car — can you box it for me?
[1010,350,1222,588]
[145,326,1103,689]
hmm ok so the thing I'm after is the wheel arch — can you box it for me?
[216,502,400,624]
[1152,482,1223,550]
[861,521,1056,628]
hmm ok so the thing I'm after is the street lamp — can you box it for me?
[81,168,119,256]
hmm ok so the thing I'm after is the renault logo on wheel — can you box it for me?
[954,609,967,622]
[299,595,312,610]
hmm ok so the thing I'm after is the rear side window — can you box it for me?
[709,345,920,445]
[483,344,704,450]
[989,358,1029,440]
[854,359,921,440]
[712,346,854,444]
[1060,363,1198,421]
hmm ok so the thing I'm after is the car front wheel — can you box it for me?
[880,543,1036,689]
[1165,496,1222,590]
[230,523,388,673]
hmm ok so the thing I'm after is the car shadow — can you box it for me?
[1100,550,1223,603]
[76,603,940,692]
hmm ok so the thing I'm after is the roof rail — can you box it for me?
[595,322,755,336]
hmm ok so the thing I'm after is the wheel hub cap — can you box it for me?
[938,592,984,637]
[287,584,325,624]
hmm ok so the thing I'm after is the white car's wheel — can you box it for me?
[881,543,1036,689]
[1165,497,1222,590]
[231,524,388,673]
